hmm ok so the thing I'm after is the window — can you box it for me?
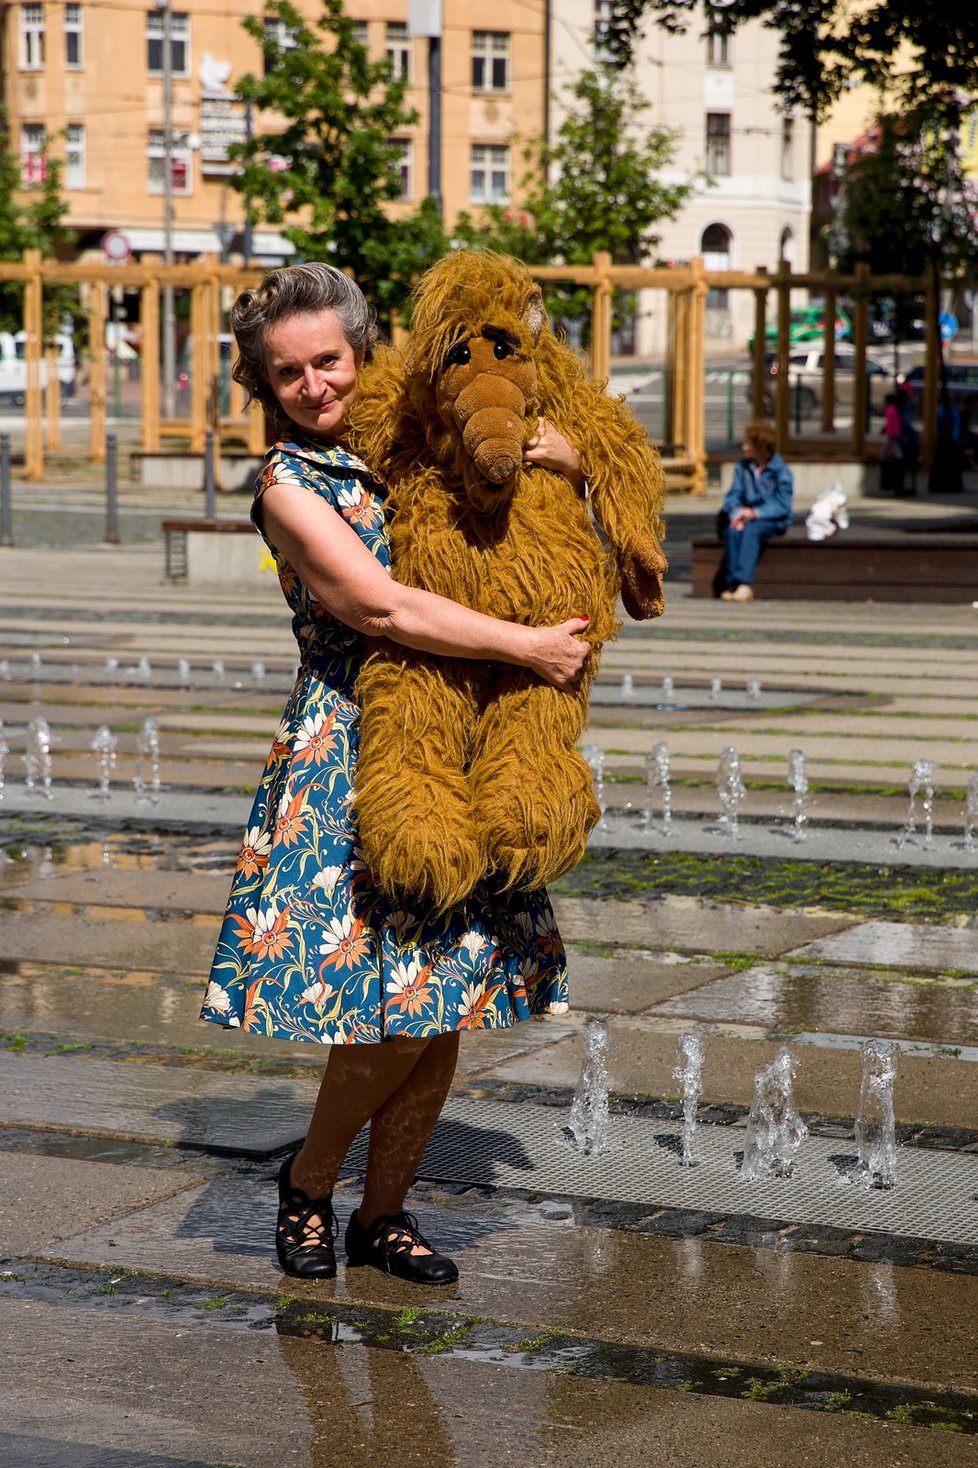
[146,12,189,76]
[701,222,731,309]
[65,2,83,66]
[706,113,731,176]
[391,138,412,200]
[20,4,45,69]
[706,23,730,68]
[147,129,192,195]
[781,116,794,180]
[263,15,297,73]
[20,123,46,185]
[351,19,367,46]
[471,31,509,93]
[66,123,85,188]
[470,144,509,203]
[386,22,410,81]
[593,0,614,62]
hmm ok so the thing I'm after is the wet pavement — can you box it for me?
[2,510,978,1463]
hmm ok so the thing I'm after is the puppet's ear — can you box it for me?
[521,284,546,342]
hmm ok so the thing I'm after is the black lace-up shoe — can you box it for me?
[344,1208,459,1285]
[275,1153,338,1279]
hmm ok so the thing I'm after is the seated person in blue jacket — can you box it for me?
[717,421,793,602]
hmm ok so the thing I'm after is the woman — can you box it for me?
[199,262,589,1287]
[717,420,793,602]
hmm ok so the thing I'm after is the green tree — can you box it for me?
[230,0,448,320]
[597,0,978,120]
[831,105,978,279]
[456,69,697,267]
[0,110,71,335]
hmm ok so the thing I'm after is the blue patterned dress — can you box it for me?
[199,432,570,1045]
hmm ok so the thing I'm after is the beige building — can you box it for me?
[551,2,813,354]
[1,0,546,262]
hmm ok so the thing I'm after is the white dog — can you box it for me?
[805,483,849,541]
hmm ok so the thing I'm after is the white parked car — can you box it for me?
[751,344,890,419]
[0,330,76,406]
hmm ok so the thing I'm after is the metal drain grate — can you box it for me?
[348,1095,978,1245]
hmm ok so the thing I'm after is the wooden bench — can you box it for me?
[691,523,978,602]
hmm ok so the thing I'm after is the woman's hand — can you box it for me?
[523,418,585,492]
[525,617,591,689]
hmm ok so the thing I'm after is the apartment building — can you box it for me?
[551,2,813,354]
[0,0,545,262]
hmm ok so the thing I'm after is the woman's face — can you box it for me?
[262,308,362,438]
[743,436,772,465]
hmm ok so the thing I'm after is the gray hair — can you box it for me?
[230,262,376,414]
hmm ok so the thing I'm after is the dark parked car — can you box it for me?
[898,361,978,412]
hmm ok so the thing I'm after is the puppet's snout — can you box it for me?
[452,375,528,485]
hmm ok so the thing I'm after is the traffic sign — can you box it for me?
[101,230,132,264]
[939,311,958,343]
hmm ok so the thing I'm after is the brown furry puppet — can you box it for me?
[347,250,667,911]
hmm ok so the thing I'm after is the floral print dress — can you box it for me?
[200,432,570,1045]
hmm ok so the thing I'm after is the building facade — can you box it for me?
[0,0,545,263]
[551,2,813,355]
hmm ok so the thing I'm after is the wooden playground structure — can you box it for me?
[1,249,958,494]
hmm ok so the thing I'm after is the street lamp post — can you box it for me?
[160,0,176,421]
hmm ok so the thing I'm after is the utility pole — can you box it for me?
[160,0,176,420]
[409,0,442,216]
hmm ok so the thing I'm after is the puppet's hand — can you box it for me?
[618,534,668,620]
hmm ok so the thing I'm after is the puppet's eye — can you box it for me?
[444,341,471,368]
[493,340,514,360]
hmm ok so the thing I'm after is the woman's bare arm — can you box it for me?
[260,480,590,689]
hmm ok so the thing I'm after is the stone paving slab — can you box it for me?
[0,1153,201,1257]
[794,921,978,975]
[650,962,978,1048]
[490,1022,978,1129]
[587,818,978,870]
[4,867,232,913]
[3,1295,968,1468]
[33,1171,978,1391]
[0,1053,316,1154]
[0,914,219,975]
[553,896,853,956]
[566,956,733,1013]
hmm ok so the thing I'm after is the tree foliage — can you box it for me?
[598,0,978,120]
[0,110,71,335]
[230,0,448,319]
[456,69,697,268]
[831,105,978,278]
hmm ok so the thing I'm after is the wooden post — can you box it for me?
[247,398,267,455]
[821,288,836,433]
[922,272,940,468]
[751,275,768,421]
[189,281,207,453]
[851,261,869,458]
[44,345,62,452]
[671,287,688,450]
[390,311,410,352]
[686,256,708,495]
[207,269,223,487]
[88,279,108,461]
[140,281,160,452]
[23,250,44,481]
[590,251,613,384]
[774,263,791,454]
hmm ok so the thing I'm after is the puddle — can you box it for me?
[652,963,978,1047]
[2,1262,975,1434]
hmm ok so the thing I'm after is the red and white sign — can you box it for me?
[101,230,132,264]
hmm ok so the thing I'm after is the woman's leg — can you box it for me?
[358,1030,460,1231]
[724,520,767,587]
[289,1036,435,1200]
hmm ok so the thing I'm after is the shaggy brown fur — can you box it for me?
[346,250,667,910]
